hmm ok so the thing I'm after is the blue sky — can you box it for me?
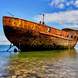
[0,0,78,44]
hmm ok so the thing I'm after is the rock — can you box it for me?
[25,72,42,78]
[8,70,15,75]
[17,76,23,78]
[15,71,21,75]
[62,71,67,75]
[0,73,2,76]
[23,74,27,77]
[11,76,16,78]
[70,72,76,76]
[18,65,24,69]
[47,74,58,78]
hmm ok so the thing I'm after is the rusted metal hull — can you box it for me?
[3,16,77,51]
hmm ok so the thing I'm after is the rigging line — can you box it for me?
[8,11,14,17]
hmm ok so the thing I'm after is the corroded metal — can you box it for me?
[3,16,78,51]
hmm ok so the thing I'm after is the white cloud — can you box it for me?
[50,0,65,9]
[66,1,74,6]
[0,36,7,41]
[74,0,78,8]
[0,36,10,45]
[35,10,78,28]
[50,0,65,6]
[50,0,59,6]
[66,2,70,6]
[70,0,74,4]
[50,0,78,9]
[58,3,64,8]
[62,24,78,28]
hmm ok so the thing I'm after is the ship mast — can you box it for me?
[40,14,45,24]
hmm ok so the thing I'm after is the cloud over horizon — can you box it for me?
[35,10,78,28]
[0,36,10,45]
[50,0,78,9]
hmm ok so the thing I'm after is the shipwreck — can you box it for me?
[3,16,78,52]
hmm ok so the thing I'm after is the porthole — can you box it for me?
[47,28,50,32]
[68,35,72,38]
[71,35,72,38]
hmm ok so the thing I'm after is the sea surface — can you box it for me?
[0,45,78,78]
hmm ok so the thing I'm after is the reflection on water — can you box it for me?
[0,48,78,78]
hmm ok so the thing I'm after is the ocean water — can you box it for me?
[0,45,78,78]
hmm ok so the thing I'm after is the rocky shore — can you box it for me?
[0,56,77,78]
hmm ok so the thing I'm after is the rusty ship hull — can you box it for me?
[3,16,77,51]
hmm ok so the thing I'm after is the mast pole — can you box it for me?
[40,14,45,24]
[43,14,44,24]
